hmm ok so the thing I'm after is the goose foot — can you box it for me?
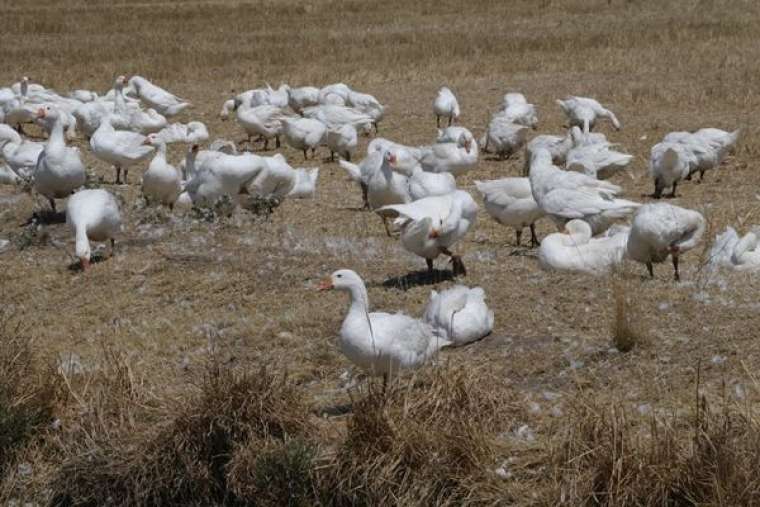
[451,256,466,277]
[530,223,541,247]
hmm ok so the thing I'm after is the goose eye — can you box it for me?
[336,274,343,278]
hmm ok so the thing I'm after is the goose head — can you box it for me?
[35,104,57,121]
[383,150,397,168]
[318,269,363,292]
[75,233,91,271]
[564,219,592,241]
[143,133,160,146]
[114,75,128,91]
[458,133,473,154]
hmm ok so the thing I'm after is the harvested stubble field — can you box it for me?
[2,0,760,504]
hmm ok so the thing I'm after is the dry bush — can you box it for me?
[611,280,647,353]
[315,366,521,506]
[550,383,760,505]
[50,354,314,506]
[0,309,58,482]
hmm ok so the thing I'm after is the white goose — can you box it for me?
[0,124,43,181]
[708,227,760,272]
[433,86,460,128]
[33,106,86,211]
[565,143,633,180]
[407,166,457,201]
[280,117,327,160]
[626,202,705,281]
[538,219,629,276]
[423,285,494,346]
[523,130,574,176]
[649,142,694,198]
[367,151,412,234]
[529,148,639,235]
[248,153,297,200]
[111,76,167,134]
[556,96,621,133]
[154,121,209,145]
[378,189,478,276]
[318,83,351,106]
[497,92,538,129]
[475,177,545,246]
[90,114,154,184]
[419,131,478,176]
[339,150,383,209]
[0,163,20,185]
[127,76,190,117]
[286,85,320,114]
[301,104,373,133]
[66,188,122,270]
[482,118,530,159]
[318,269,451,380]
[181,145,264,207]
[236,104,287,150]
[346,90,384,131]
[287,168,319,199]
[326,123,358,161]
[142,133,181,209]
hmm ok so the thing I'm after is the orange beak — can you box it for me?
[317,277,333,291]
[36,108,46,119]
[388,153,397,166]
[429,229,440,239]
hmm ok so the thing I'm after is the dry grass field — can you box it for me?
[2,0,760,504]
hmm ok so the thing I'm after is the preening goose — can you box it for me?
[475,177,544,246]
[33,106,86,211]
[142,133,182,208]
[127,75,190,117]
[497,92,538,129]
[248,153,297,200]
[483,118,530,160]
[280,117,327,160]
[649,142,694,198]
[90,114,154,184]
[111,76,168,134]
[286,85,320,114]
[235,104,287,150]
[529,148,639,235]
[154,121,209,145]
[419,130,478,176]
[318,83,351,106]
[565,142,633,180]
[708,227,760,272]
[556,96,621,133]
[433,86,460,128]
[66,188,122,270]
[423,285,494,346]
[181,145,264,207]
[318,269,451,379]
[378,189,478,276]
[301,104,373,133]
[538,219,629,276]
[626,202,705,281]
[346,90,384,131]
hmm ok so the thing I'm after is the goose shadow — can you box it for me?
[23,210,66,226]
[379,268,455,291]
[67,253,110,272]
[509,247,538,258]
[315,402,354,418]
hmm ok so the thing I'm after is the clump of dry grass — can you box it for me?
[550,379,760,504]
[611,281,647,353]
[50,354,314,506]
[316,367,519,505]
[0,309,58,480]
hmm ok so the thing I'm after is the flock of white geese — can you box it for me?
[0,75,747,380]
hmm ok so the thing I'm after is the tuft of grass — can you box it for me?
[611,281,646,353]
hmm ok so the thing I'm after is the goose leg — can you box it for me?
[436,115,440,128]
[670,246,681,281]
[48,198,56,212]
[382,217,393,237]
[646,261,654,279]
[668,181,678,199]
[442,247,466,277]
[360,182,369,210]
[653,177,663,199]
[275,135,281,149]
[448,116,453,127]
[123,168,129,185]
[115,166,122,185]
[515,228,522,246]
[373,122,379,135]
[263,138,269,151]
[303,148,308,160]
[110,238,116,258]
[699,170,705,183]
[530,223,540,247]
[311,147,316,158]
[330,151,335,162]
[426,258,434,278]
[346,152,351,162]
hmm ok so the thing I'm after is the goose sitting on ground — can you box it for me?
[317,269,451,381]
[556,96,621,133]
[423,285,494,346]
[287,168,319,199]
[419,130,478,176]
[280,117,327,160]
[377,189,478,276]
[286,85,320,114]
[326,123,358,161]
[626,202,705,281]
[529,148,639,235]
[649,142,695,198]
[66,188,122,271]
[475,177,545,246]
[538,219,629,276]
[33,106,86,211]
[0,124,43,181]
[248,153,297,200]
[90,115,154,184]
[433,86,460,128]
[142,133,181,209]
[127,75,190,117]
[708,226,760,272]
[565,142,633,180]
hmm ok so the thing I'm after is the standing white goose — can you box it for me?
[0,124,43,181]
[649,142,694,198]
[565,142,633,180]
[529,148,639,235]
[33,106,86,211]
[556,96,621,133]
[538,219,629,276]
[433,86,460,128]
[142,133,181,209]
[318,269,451,380]
[326,123,358,162]
[127,75,190,117]
[66,189,122,271]
[423,285,494,346]
[280,117,327,160]
[497,92,538,129]
[475,177,545,246]
[235,104,287,150]
[378,189,478,276]
[482,118,530,160]
[418,131,478,176]
[626,202,705,281]
[367,150,412,235]
[90,114,154,184]
[286,85,320,114]
[111,76,167,134]
[181,145,264,207]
